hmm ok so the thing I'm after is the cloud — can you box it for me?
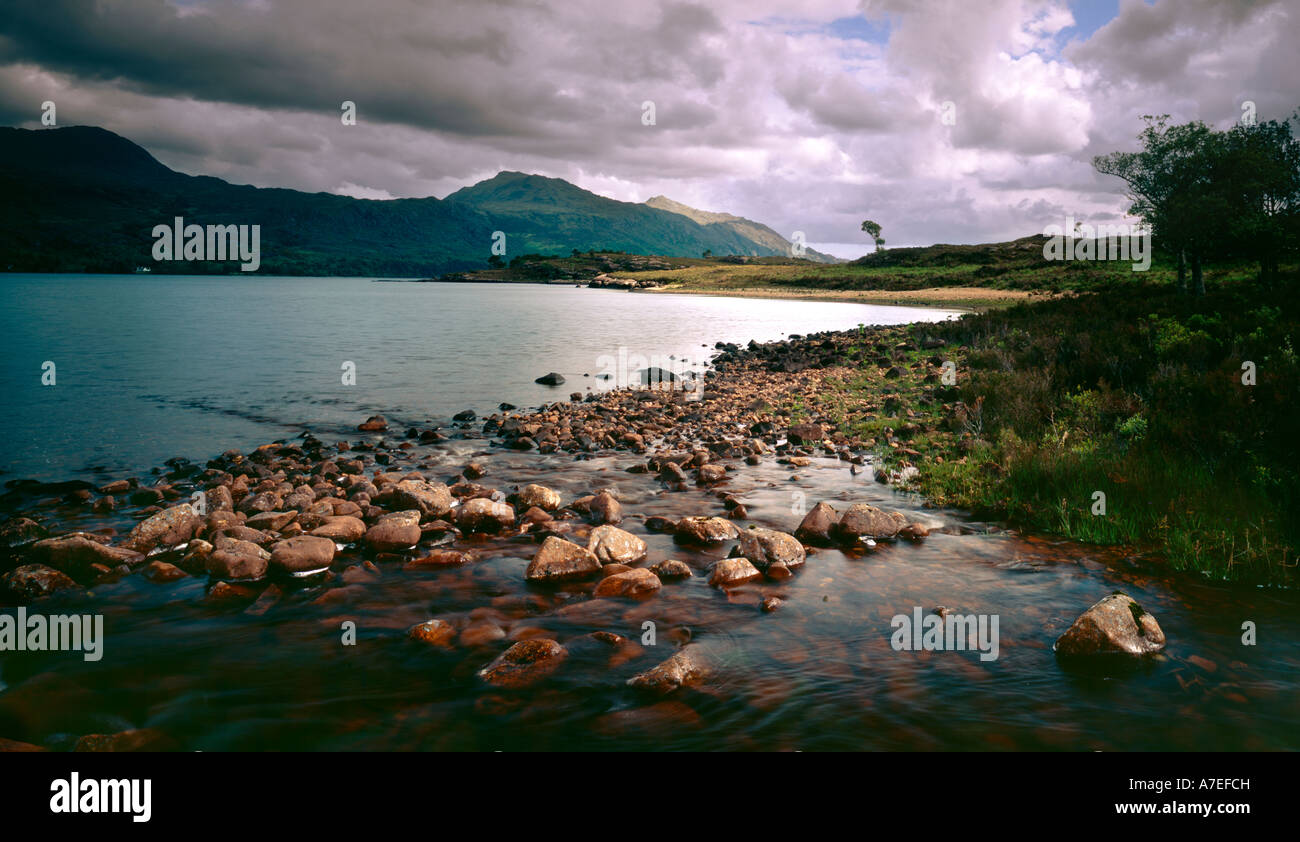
[0,0,1295,255]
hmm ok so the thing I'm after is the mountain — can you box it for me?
[444,171,789,258]
[0,127,833,274]
[0,126,495,275]
[645,195,841,263]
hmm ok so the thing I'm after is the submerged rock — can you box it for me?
[479,639,567,688]
[593,567,661,598]
[1,564,80,600]
[627,647,710,694]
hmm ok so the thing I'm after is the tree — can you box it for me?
[1094,115,1215,294]
[1213,115,1300,287]
[702,249,713,258]
[487,254,505,269]
[861,220,885,252]
[1095,111,1300,294]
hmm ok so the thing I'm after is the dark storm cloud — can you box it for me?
[0,0,1296,253]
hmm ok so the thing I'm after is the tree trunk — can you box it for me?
[1192,254,1205,296]
[1177,250,1187,293]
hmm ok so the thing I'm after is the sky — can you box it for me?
[1,0,1297,258]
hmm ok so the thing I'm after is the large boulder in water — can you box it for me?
[834,503,905,542]
[735,527,805,575]
[587,525,647,566]
[795,501,838,545]
[1055,593,1166,656]
[526,536,602,582]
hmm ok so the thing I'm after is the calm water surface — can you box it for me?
[0,275,1295,751]
[0,275,956,482]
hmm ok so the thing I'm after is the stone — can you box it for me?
[593,567,661,598]
[310,515,367,542]
[1,564,80,600]
[835,503,903,541]
[517,484,562,512]
[141,560,187,583]
[357,414,388,431]
[408,619,457,648]
[650,559,693,580]
[787,423,825,444]
[736,527,805,574]
[380,479,454,520]
[365,510,422,551]
[795,501,838,545]
[525,537,602,582]
[205,549,269,581]
[674,516,739,545]
[456,498,516,534]
[626,647,710,694]
[1055,593,1167,656]
[478,639,567,688]
[587,524,647,565]
[245,510,298,533]
[31,535,143,580]
[535,372,566,385]
[708,557,761,588]
[269,536,336,576]
[587,491,622,525]
[120,503,201,553]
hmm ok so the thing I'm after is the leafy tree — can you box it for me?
[487,254,505,269]
[861,220,885,252]
[1094,115,1215,294]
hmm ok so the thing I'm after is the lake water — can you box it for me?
[0,274,1296,752]
[0,275,958,483]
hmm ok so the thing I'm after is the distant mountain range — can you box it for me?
[0,126,840,275]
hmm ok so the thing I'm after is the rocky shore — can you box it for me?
[0,322,1169,751]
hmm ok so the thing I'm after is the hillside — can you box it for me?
[0,127,813,274]
[644,195,841,263]
[444,171,787,258]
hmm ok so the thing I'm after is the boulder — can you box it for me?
[650,559,693,580]
[456,498,516,534]
[525,537,602,582]
[626,647,710,694]
[1,564,80,600]
[795,501,838,545]
[517,484,563,512]
[708,557,761,588]
[535,372,566,386]
[120,503,201,553]
[674,516,739,545]
[593,568,661,598]
[478,639,568,688]
[364,510,421,551]
[1055,593,1167,656]
[835,503,903,541]
[587,524,647,566]
[735,527,805,575]
[408,619,457,648]
[269,536,336,576]
[310,515,367,542]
